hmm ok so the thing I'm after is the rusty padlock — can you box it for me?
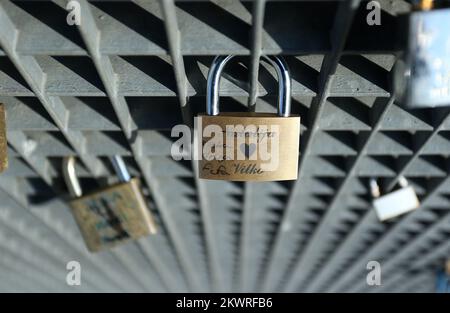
[63,156,157,252]
[198,55,300,181]
[0,103,7,173]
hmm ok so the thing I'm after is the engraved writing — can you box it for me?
[82,192,131,244]
[176,115,300,181]
[200,124,280,162]
[224,127,276,143]
[198,122,282,178]
[233,163,263,175]
[202,162,230,176]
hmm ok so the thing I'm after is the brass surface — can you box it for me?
[69,178,157,252]
[198,113,300,181]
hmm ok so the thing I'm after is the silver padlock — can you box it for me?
[63,156,157,252]
[198,55,300,181]
[370,177,420,221]
[394,1,450,108]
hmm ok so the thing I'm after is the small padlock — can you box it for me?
[394,0,450,108]
[63,156,157,252]
[198,55,300,181]
[0,103,7,173]
[370,177,420,222]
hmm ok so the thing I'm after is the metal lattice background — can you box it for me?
[0,0,449,293]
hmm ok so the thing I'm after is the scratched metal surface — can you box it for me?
[0,0,447,292]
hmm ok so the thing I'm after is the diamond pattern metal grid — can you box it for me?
[0,0,449,292]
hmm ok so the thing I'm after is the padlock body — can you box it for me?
[399,8,450,108]
[69,178,157,252]
[198,112,300,181]
[0,104,7,173]
[373,186,419,221]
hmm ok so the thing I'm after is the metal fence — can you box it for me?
[0,0,448,292]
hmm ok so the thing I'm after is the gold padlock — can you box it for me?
[0,103,8,173]
[63,156,157,252]
[198,55,300,181]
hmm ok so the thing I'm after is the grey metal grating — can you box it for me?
[0,0,448,293]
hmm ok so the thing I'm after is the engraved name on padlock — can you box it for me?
[63,156,157,252]
[370,177,420,222]
[198,55,300,181]
[0,104,8,173]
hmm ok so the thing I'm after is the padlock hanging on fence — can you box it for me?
[393,0,450,108]
[370,177,420,222]
[197,55,300,181]
[0,103,7,174]
[63,156,157,252]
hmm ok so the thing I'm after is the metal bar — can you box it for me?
[0,214,115,292]
[247,0,266,111]
[304,210,379,292]
[380,272,435,293]
[0,101,149,288]
[156,0,227,292]
[110,155,132,183]
[7,131,52,184]
[0,205,94,289]
[288,96,396,292]
[238,182,255,292]
[152,0,218,291]
[385,112,450,191]
[326,175,450,292]
[0,0,444,293]
[260,0,362,292]
[158,0,191,125]
[0,178,143,292]
[0,249,71,292]
[0,2,104,176]
[1,100,150,292]
[66,0,194,292]
[353,209,450,292]
[0,135,153,293]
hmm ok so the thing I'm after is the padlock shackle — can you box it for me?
[110,155,131,183]
[62,156,82,198]
[398,176,409,188]
[370,176,410,198]
[207,55,292,117]
[62,156,131,198]
[370,178,380,198]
